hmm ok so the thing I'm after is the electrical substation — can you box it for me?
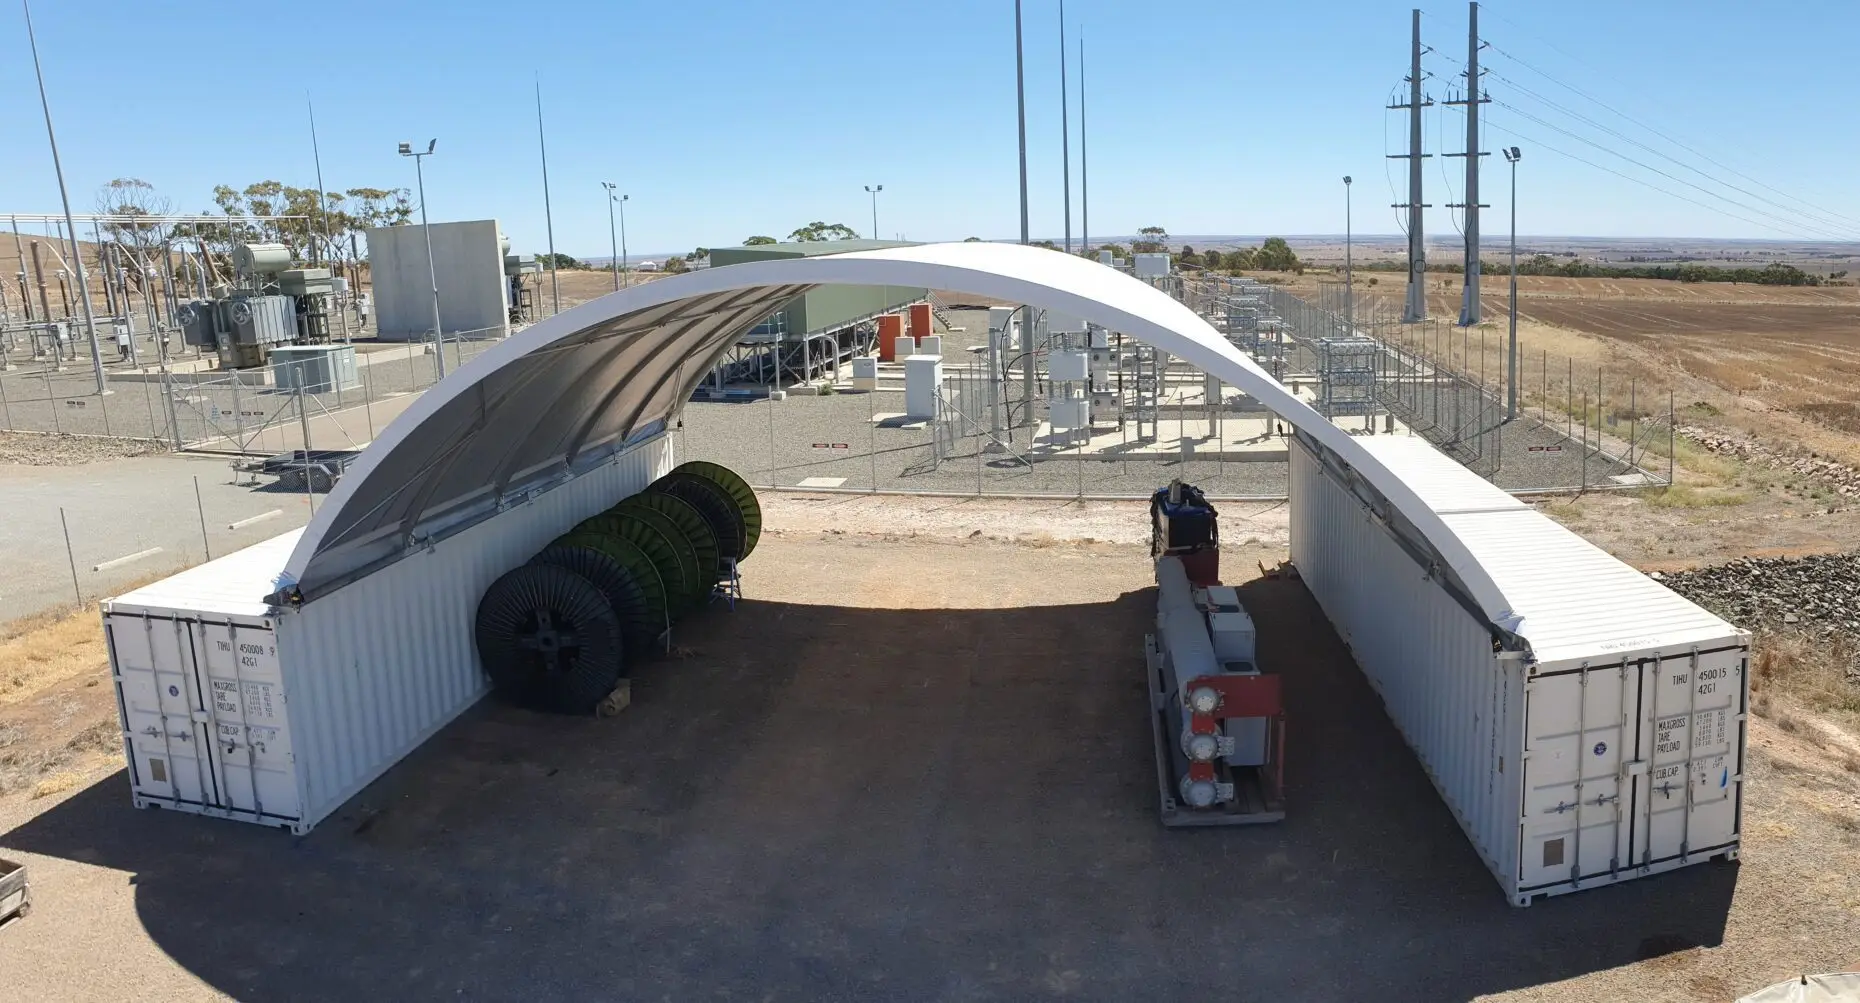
[89,241,1746,910]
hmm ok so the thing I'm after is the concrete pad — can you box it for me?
[794,476,848,488]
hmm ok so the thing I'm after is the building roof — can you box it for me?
[280,241,1516,631]
[709,239,915,262]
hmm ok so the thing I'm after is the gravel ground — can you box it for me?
[1656,553,1860,641]
[0,430,167,465]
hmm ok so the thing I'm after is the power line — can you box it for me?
[1489,96,1853,240]
[1428,37,1859,240]
[1478,117,1826,240]
[1478,30,1860,231]
[1482,54,1860,236]
[1383,81,1408,235]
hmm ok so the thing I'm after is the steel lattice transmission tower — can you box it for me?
[1444,1,1492,326]
[1389,9,1434,323]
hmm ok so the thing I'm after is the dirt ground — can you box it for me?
[0,500,1855,1002]
[1282,272,1860,469]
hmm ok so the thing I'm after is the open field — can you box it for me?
[1275,271,1860,471]
[0,508,1856,1002]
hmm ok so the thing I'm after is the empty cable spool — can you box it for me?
[551,528,671,648]
[648,472,747,565]
[614,491,720,582]
[531,542,659,658]
[577,510,704,614]
[671,461,762,559]
[473,562,625,714]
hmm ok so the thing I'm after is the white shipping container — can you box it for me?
[1290,435,1748,905]
[104,432,674,833]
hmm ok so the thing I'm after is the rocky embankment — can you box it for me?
[1656,552,1860,641]
[1681,424,1860,498]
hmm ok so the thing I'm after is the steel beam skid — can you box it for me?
[1145,556,1286,827]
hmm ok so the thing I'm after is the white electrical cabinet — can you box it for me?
[1049,349,1090,383]
[1291,434,1748,905]
[904,355,943,419]
[1135,253,1171,278]
[1048,395,1090,430]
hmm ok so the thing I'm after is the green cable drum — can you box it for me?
[648,473,746,564]
[672,460,762,559]
[614,491,720,583]
[552,528,670,646]
[579,511,704,615]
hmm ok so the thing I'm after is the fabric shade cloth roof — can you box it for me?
[282,241,1517,633]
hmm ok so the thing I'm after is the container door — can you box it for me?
[192,619,301,824]
[109,614,220,809]
[1630,648,1745,868]
[1518,665,1635,892]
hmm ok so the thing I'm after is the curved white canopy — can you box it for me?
[283,242,1514,630]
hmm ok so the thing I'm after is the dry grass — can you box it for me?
[1639,484,1750,509]
[1752,630,1860,729]
[0,600,113,705]
[0,717,120,798]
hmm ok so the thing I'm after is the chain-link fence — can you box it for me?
[675,285,1674,501]
[0,326,504,452]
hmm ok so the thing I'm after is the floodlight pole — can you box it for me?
[1343,176,1354,330]
[1505,146,1521,420]
[602,182,621,291]
[1014,0,1029,246]
[24,0,106,394]
[617,195,630,287]
[865,185,883,240]
[401,140,444,379]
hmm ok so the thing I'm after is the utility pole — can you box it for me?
[1344,176,1354,329]
[1079,30,1089,255]
[1059,0,1072,254]
[399,140,444,379]
[1389,8,1432,323]
[536,77,561,314]
[1505,146,1521,420]
[602,182,621,291]
[1014,0,1033,427]
[25,0,106,394]
[1015,0,1029,247]
[1445,1,1490,326]
[617,195,629,287]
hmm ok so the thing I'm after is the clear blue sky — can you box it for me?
[5,1,1858,258]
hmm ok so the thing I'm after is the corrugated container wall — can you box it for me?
[1290,435,1749,905]
[105,432,674,834]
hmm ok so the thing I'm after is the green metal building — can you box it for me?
[709,240,926,341]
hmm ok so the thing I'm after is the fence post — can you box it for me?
[232,375,245,451]
[1581,391,1589,492]
[43,365,60,434]
[1628,377,1638,467]
[142,378,158,442]
[0,368,10,429]
[164,377,182,450]
[59,506,81,605]
[194,475,212,560]
[297,385,316,516]
[1668,390,1675,487]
